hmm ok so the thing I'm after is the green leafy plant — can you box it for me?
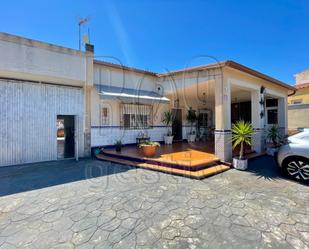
[267,125,280,147]
[231,120,254,160]
[162,110,174,136]
[114,140,122,152]
[138,141,160,148]
[186,108,197,135]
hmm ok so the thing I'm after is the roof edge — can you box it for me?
[94,60,157,76]
[225,60,296,91]
[0,32,85,56]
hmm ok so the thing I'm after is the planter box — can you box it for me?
[233,158,248,170]
[164,136,174,145]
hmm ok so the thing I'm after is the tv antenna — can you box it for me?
[77,16,91,50]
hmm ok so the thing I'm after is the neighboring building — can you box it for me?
[288,69,309,131]
[0,32,295,166]
[0,33,93,166]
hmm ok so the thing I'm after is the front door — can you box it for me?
[172,109,182,141]
[57,115,75,159]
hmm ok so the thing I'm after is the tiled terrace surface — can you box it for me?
[102,142,219,168]
[0,157,308,249]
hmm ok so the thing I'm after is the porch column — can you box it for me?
[278,97,288,137]
[251,90,264,153]
[215,77,232,162]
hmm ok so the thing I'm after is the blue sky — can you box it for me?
[1,0,309,84]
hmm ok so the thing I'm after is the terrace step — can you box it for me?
[96,154,230,180]
[101,149,221,171]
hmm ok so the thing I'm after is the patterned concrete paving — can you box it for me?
[0,157,308,249]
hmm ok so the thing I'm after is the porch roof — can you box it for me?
[95,84,170,103]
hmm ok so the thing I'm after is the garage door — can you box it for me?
[0,79,84,166]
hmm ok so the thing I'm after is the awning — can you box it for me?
[95,84,170,104]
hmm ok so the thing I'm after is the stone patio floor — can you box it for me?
[0,156,308,249]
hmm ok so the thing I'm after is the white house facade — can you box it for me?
[0,32,295,166]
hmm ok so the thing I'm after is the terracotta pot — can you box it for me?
[142,145,157,157]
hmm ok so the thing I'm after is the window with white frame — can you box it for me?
[291,99,303,105]
[266,99,278,125]
[100,105,111,126]
[120,104,153,129]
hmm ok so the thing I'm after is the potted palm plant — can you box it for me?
[231,120,254,170]
[186,108,197,142]
[139,141,160,157]
[162,110,174,144]
[266,125,281,156]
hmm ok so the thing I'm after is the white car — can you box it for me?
[277,131,309,182]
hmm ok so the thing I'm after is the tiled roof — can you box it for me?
[295,82,309,89]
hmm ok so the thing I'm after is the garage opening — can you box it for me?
[57,115,75,159]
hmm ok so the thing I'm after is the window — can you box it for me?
[266,99,278,107]
[121,104,152,129]
[100,105,111,126]
[267,108,278,125]
[266,98,278,125]
[291,99,303,105]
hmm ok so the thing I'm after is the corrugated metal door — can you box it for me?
[0,79,84,166]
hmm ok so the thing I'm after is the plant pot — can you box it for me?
[115,146,121,152]
[164,135,174,145]
[141,145,157,157]
[187,134,196,143]
[266,147,278,156]
[233,158,248,170]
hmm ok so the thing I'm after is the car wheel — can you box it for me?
[282,156,309,182]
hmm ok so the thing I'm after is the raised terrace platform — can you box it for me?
[97,142,232,179]
[96,141,263,179]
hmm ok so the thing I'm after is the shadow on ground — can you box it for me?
[0,158,130,197]
[247,155,308,187]
[247,156,283,181]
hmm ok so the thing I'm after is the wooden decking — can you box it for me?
[97,142,231,179]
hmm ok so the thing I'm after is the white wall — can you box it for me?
[93,64,157,92]
[0,33,86,86]
[0,79,84,166]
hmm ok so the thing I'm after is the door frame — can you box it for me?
[172,108,183,141]
[57,115,77,160]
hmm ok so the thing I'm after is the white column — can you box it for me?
[215,77,232,162]
[251,90,264,153]
[278,97,288,137]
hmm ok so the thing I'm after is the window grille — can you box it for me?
[120,104,153,129]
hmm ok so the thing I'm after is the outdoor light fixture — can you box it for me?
[260,111,264,119]
[259,97,265,106]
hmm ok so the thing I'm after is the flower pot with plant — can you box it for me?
[162,110,174,144]
[186,108,197,142]
[231,120,254,170]
[266,125,281,156]
[114,140,122,152]
[139,141,160,157]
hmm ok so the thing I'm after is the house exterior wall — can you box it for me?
[91,63,169,147]
[0,33,89,166]
[288,104,309,130]
[0,79,84,166]
[288,87,309,130]
[288,69,309,131]
[0,33,86,86]
[294,69,309,85]
[288,87,309,105]
[159,70,217,140]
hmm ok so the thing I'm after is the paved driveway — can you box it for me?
[0,157,308,249]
